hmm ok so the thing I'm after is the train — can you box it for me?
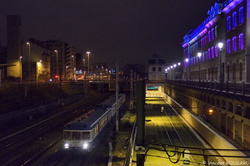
[63,94,126,150]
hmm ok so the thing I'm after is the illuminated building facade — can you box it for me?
[182,0,250,83]
[65,44,76,80]
[22,39,51,82]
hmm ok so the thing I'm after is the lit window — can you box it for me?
[239,7,244,24]
[215,45,219,57]
[239,33,244,50]
[232,12,237,28]
[204,52,207,61]
[211,47,214,58]
[211,28,215,40]
[208,31,211,42]
[227,39,231,53]
[215,26,218,38]
[232,36,237,52]
[227,16,231,31]
[208,48,211,59]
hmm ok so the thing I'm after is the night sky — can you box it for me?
[0,0,216,66]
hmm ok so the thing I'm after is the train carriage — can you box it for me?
[63,94,125,151]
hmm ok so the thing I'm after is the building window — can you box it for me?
[239,33,244,50]
[211,47,215,58]
[152,75,156,80]
[215,25,218,38]
[211,28,215,40]
[232,36,237,52]
[232,12,237,29]
[239,62,242,81]
[158,75,162,80]
[227,16,231,31]
[158,67,162,71]
[208,48,211,59]
[233,63,236,81]
[208,31,211,42]
[215,45,219,57]
[239,6,244,24]
[227,39,231,53]
[152,67,156,72]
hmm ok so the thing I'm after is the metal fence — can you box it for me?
[167,80,250,96]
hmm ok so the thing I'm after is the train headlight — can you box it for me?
[83,143,88,149]
[64,143,70,149]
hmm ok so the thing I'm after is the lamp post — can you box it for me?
[55,50,58,76]
[197,52,202,82]
[185,58,189,81]
[26,42,30,82]
[218,42,223,91]
[20,56,22,81]
[82,59,85,70]
[86,51,90,80]
[72,55,75,80]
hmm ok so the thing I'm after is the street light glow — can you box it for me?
[218,42,223,49]
[197,52,202,57]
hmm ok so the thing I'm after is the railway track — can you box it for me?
[144,98,218,165]
[0,95,109,166]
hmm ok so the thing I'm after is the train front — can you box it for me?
[63,122,92,150]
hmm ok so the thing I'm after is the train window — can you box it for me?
[63,131,72,139]
[72,132,81,140]
[82,132,90,139]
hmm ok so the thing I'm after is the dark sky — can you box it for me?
[0,0,216,66]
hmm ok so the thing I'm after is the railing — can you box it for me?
[166,80,250,96]
[123,120,137,166]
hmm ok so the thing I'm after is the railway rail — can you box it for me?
[143,97,218,165]
[0,95,109,166]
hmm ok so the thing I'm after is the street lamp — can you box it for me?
[26,42,30,82]
[86,51,90,79]
[20,56,22,81]
[82,59,85,70]
[72,55,75,80]
[218,42,224,90]
[185,58,189,80]
[197,52,202,82]
[55,50,59,76]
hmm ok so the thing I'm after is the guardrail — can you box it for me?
[123,119,137,166]
[166,80,250,96]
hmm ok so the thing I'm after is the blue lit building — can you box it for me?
[182,0,250,83]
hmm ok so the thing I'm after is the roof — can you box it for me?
[64,108,109,130]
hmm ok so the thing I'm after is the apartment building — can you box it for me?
[182,0,250,83]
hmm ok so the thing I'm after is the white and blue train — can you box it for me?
[63,94,126,150]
